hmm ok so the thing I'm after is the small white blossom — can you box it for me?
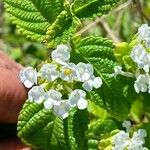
[40,64,59,81]
[76,63,94,81]
[134,74,150,93]
[53,101,70,119]
[131,44,150,73]
[51,44,71,65]
[19,67,37,88]
[82,76,102,91]
[44,90,62,109]
[113,131,130,150]
[28,86,45,104]
[138,24,150,48]
[60,63,77,81]
[112,66,134,78]
[122,121,131,133]
[131,129,147,145]
[113,129,148,150]
[69,89,88,110]
[76,63,102,91]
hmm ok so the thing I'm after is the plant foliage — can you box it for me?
[4,0,149,149]
[73,36,136,120]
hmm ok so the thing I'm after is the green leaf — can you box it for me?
[17,101,57,150]
[141,123,150,149]
[4,0,64,42]
[28,0,64,23]
[46,11,80,48]
[18,101,89,150]
[73,36,136,121]
[88,118,120,136]
[88,118,120,150]
[52,117,70,149]
[72,110,89,150]
[73,0,120,19]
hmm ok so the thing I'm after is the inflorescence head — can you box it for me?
[19,44,103,119]
[113,24,150,94]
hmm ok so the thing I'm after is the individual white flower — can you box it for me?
[40,63,59,81]
[28,86,45,104]
[44,90,62,109]
[122,121,131,133]
[131,129,147,146]
[113,131,131,150]
[130,44,150,73]
[134,74,150,93]
[111,66,134,78]
[68,89,88,109]
[53,101,70,119]
[138,24,150,48]
[76,63,94,82]
[19,67,37,88]
[60,63,77,81]
[51,44,71,65]
[82,76,102,92]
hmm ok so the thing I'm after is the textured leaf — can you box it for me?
[73,0,120,19]
[88,118,120,136]
[46,11,80,48]
[18,101,89,150]
[4,0,62,42]
[87,118,120,150]
[73,36,136,120]
[72,110,89,150]
[17,101,57,150]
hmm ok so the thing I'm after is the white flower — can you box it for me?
[60,63,77,81]
[51,44,71,65]
[40,64,59,81]
[28,86,45,104]
[122,121,131,133]
[112,66,135,78]
[82,76,102,91]
[134,74,150,93]
[113,129,148,150]
[68,89,88,109]
[131,129,147,145]
[44,90,62,109]
[19,67,37,88]
[138,24,150,48]
[131,44,150,73]
[53,101,70,119]
[113,131,130,150]
[76,63,102,91]
[76,63,94,81]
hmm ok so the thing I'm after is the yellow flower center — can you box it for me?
[64,68,72,75]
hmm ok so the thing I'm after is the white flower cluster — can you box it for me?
[138,24,150,48]
[19,44,102,119]
[113,129,148,150]
[113,24,150,94]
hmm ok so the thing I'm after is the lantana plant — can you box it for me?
[3,0,150,149]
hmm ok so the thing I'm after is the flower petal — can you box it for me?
[77,98,88,110]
